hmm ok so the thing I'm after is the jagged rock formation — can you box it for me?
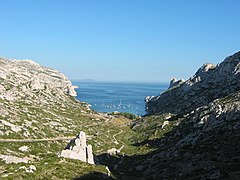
[59,131,95,164]
[0,58,77,101]
[168,77,184,89]
[1,52,239,179]
[122,89,240,179]
[122,51,240,178]
[146,51,240,115]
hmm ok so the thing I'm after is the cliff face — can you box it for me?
[116,52,240,178]
[146,51,240,115]
[0,58,82,140]
[1,54,239,179]
[0,57,133,179]
[0,58,77,101]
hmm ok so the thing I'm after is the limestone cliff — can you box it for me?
[0,58,77,101]
[116,51,240,178]
[146,51,240,115]
[0,57,122,179]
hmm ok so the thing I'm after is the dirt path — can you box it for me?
[111,129,126,170]
[0,136,75,142]
[113,129,123,145]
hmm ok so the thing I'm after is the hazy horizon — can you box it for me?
[0,1,239,82]
[71,78,169,84]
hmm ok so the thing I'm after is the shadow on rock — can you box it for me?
[95,110,240,179]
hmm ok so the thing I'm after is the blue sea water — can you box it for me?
[73,82,168,115]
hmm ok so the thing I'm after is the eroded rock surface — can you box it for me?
[59,131,95,165]
[134,51,240,179]
[0,154,31,164]
[0,58,77,101]
[146,51,240,115]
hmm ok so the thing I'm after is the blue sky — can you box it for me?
[0,0,239,82]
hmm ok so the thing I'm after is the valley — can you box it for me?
[0,52,240,179]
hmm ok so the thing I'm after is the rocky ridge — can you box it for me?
[0,57,134,179]
[0,58,81,139]
[146,51,240,115]
[0,58,77,101]
[128,89,240,178]
[1,53,239,179]
[118,51,240,178]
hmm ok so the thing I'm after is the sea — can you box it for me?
[73,82,168,116]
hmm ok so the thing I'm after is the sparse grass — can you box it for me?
[0,155,108,180]
[3,77,238,179]
[1,90,155,179]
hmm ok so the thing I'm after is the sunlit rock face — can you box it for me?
[59,131,95,165]
[146,51,240,115]
[0,58,77,101]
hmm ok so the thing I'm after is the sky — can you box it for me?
[0,0,239,83]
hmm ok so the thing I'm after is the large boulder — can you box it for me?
[59,131,95,165]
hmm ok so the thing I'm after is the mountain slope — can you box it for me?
[102,51,240,179]
[146,51,240,115]
[116,90,240,179]
[1,52,239,179]
[0,58,141,179]
[124,52,240,179]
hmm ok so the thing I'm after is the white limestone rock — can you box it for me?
[169,78,185,89]
[161,121,169,129]
[59,131,95,164]
[0,57,78,100]
[19,165,37,173]
[29,165,37,173]
[87,145,94,164]
[145,96,155,103]
[0,154,30,164]
[0,120,22,132]
[19,146,29,152]
[146,51,240,115]
[107,148,120,155]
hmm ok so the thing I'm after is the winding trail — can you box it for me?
[112,129,125,153]
[113,129,123,145]
[110,129,126,171]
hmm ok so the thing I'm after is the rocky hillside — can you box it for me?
[0,58,141,179]
[112,51,240,179]
[0,58,77,101]
[75,51,240,179]
[117,90,240,179]
[1,53,239,179]
[146,51,240,115]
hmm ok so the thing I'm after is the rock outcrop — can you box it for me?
[127,90,240,178]
[59,131,95,165]
[0,154,31,164]
[0,58,77,101]
[168,77,184,89]
[128,52,240,179]
[116,51,240,179]
[146,51,240,115]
